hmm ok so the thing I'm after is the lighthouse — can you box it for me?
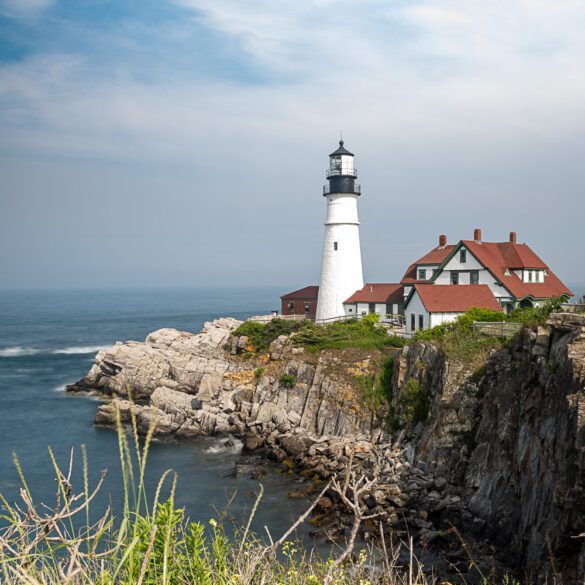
[315,140,364,322]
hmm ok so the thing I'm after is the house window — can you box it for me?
[287,302,294,311]
[528,270,533,282]
[386,303,392,317]
[333,242,338,251]
[451,272,459,285]
[304,303,311,313]
[470,271,479,285]
[349,308,353,313]
[432,268,439,277]
[418,268,427,280]
[419,315,424,330]
[368,303,375,314]
[460,249,467,263]
[411,314,416,331]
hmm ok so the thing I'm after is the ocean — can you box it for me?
[0,287,312,540]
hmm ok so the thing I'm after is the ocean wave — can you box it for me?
[0,347,40,357]
[0,345,110,358]
[52,345,110,355]
[204,438,243,455]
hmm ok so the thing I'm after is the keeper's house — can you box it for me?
[401,229,572,334]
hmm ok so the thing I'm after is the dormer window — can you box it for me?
[460,249,467,263]
[418,268,427,280]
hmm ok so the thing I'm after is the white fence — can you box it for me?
[250,313,405,326]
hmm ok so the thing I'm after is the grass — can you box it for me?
[234,316,408,355]
[0,405,562,584]
[292,318,407,353]
[0,406,440,585]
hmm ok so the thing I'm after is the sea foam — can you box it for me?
[0,347,40,358]
[204,438,243,455]
[0,345,110,358]
[52,345,110,355]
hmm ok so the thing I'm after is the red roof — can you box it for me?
[344,283,404,304]
[413,284,502,313]
[281,286,319,300]
[401,245,456,284]
[462,241,573,300]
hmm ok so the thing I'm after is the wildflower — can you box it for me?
[209,518,217,528]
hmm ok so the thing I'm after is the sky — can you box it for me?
[0,0,584,290]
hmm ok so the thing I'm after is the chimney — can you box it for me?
[509,231,517,243]
[474,228,482,242]
[439,234,447,248]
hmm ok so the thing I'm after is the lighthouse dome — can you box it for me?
[329,140,354,157]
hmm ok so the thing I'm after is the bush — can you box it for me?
[233,318,304,352]
[414,307,511,361]
[279,373,296,388]
[292,319,408,352]
[509,297,565,328]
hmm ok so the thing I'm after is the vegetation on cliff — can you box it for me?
[234,315,407,355]
[412,299,567,362]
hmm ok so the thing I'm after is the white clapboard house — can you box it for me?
[400,229,572,334]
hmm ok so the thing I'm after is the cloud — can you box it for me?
[0,0,54,20]
[1,0,585,287]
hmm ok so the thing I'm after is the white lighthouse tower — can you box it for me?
[315,140,364,322]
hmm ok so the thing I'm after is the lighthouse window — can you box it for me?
[333,242,338,251]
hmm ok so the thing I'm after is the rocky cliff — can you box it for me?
[68,313,585,583]
[68,318,386,449]
[393,312,585,582]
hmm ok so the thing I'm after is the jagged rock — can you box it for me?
[279,434,309,456]
[70,313,585,583]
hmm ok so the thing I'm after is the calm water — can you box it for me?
[0,287,311,539]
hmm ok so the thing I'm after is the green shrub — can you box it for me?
[292,319,408,352]
[509,297,565,328]
[279,373,296,388]
[361,312,380,325]
[254,367,265,379]
[233,318,304,352]
[413,307,510,361]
